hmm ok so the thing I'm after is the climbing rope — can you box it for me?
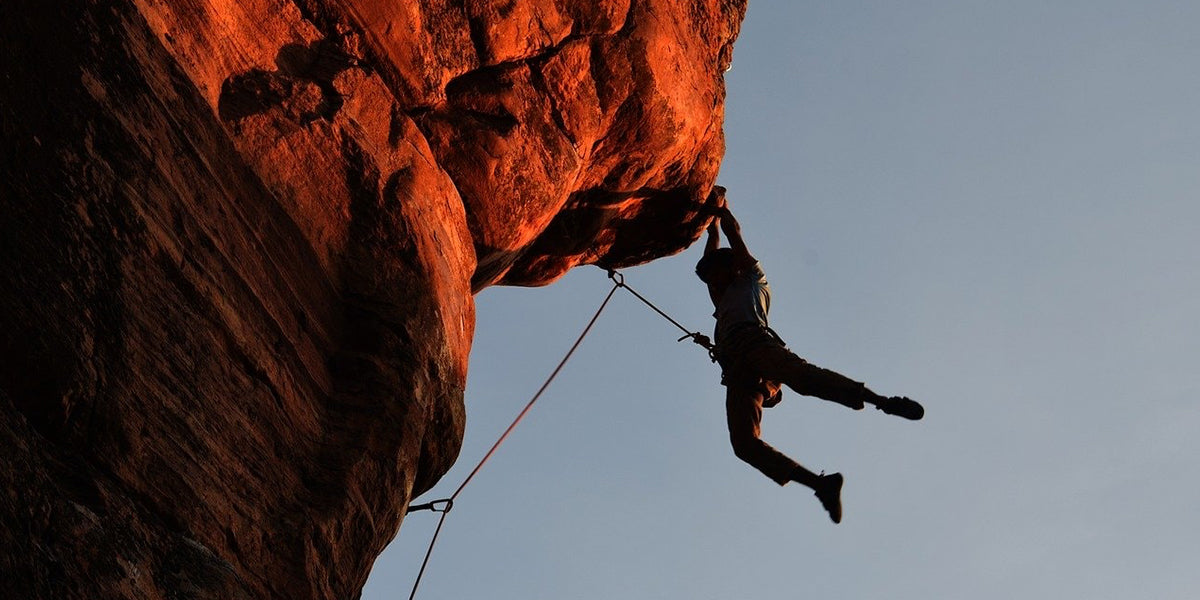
[404,276,620,599]
[404,268,711,599]
[603,268,715,357]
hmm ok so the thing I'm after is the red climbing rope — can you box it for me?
[404,268,714,599]
[405,278,622,600]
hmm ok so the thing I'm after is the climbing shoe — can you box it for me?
[874,396,924,421]
[813,472,844,524]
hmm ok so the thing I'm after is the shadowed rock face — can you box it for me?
[0,0,745,597]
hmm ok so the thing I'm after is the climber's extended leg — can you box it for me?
[745,343,876,410]
[746,343,924,420]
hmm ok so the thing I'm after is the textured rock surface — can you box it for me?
[0,0,744,598]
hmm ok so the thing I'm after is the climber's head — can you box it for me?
[695,248,736,288]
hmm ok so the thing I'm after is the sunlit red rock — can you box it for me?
[0,0,745,597]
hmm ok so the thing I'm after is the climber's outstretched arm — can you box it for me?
[704,217,721,256]
[718,206,757,271]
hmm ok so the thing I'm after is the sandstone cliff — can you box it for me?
[0,0,745,597]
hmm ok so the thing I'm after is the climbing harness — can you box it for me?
[403,267,710,600]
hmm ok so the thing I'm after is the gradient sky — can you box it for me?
[365,3,1200,598]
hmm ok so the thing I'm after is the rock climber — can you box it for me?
[694,197,923,523]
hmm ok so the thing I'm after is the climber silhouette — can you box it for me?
[695,199,923,523]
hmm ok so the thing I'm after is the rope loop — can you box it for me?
[678,332,713,350]
[406,498,453,514]
[606,268,625,286]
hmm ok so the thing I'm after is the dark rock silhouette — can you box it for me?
[0,0,746,597]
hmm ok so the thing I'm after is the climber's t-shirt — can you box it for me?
[713,261,771,348]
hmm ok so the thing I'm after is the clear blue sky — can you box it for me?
[366,3,1200,598]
